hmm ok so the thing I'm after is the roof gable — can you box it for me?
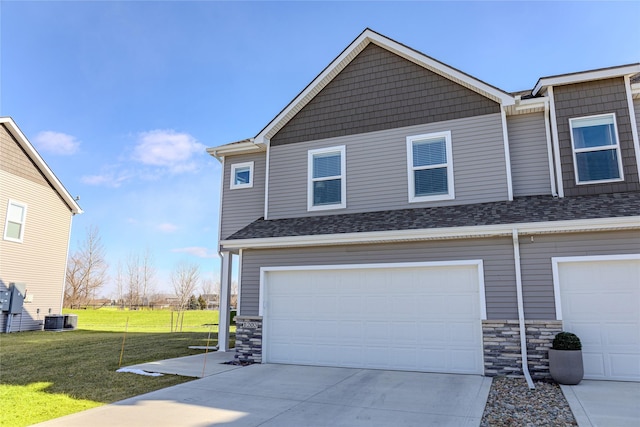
[0,117,83,214]
[270,43,501,146]
[255,28,515,145]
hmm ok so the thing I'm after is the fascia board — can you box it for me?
[0,117,83,214]
[254,29,515,145]
[533,63,640,96]
[206,140,266,160]
[220,216,640,250]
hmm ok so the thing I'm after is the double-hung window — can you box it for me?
[407,131,454,202]
[4,200,27,243]
[230,162,254,189]
[308,146,346,211]
[569,113,623,184]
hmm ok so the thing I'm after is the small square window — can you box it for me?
[570,114,623,185]
[308,146,346,211]
[4,200,27,243]
[230,162,254,189]
[407,131,455,202]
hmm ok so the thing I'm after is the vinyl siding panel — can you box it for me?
[271,43,500,146]
[519,230,640,320]
[0,171,72,332]
[554,78,639,195]
[268,113,508,219]
[240,238,518,320]
[0,124,49,187]
[220,152,266,239]
[507,113,552,196]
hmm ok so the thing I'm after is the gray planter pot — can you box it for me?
[548,348,584,385]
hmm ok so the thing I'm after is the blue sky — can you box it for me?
[1,1,639,295]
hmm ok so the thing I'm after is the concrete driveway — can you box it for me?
[35,356,491,427]
[561,380,640,427]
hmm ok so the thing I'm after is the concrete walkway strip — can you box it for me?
[561,380,640,427]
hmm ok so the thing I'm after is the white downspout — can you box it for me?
[513,228,535,389]
[544,100,558,197]
[547,86,564,198]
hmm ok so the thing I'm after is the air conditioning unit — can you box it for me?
[63,314,78,329]
[44,315,64,331]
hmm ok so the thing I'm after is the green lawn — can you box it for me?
[0,308,233,427]
[63,307,226,333]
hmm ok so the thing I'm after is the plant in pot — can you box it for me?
[548,331,584,385]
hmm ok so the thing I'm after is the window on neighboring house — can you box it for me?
[570,114,623,185]
[4,200,27,243]
[230,162,254,189]
[308,146,346,211]
[407,131,455,202]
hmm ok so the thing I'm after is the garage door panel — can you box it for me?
[264,264,484,374]
[558,258,640,381]
[610,354,640,378]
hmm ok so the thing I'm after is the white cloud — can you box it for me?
[81,169,133,188]
[172,247,218,259]
[34,131,80,155]
[157,223,178,233]
[132,129,205,174]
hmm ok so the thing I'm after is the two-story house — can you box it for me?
[0,117,82,332]
[208,29,640,382]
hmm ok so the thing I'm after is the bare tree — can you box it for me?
[171,261,200,331]
[125,252,141,308]
[64,225,108,308]
[114,260,124,307]
[140,248,156,306]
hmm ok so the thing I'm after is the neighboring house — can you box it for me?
[0,117,82,333]
[208,29,640,382]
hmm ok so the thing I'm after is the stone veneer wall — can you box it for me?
[234,316,263,363]
[482,320,562,380]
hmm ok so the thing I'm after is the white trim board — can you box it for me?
[259,259,487,320]
[551,253,640,320]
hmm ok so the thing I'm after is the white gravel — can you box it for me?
[481,376,577,426]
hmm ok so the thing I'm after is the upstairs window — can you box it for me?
[570,114,623,184]
[407,131,455,202]
[230,162,254,189]
[4,200,27,243]
[308,146,346,211]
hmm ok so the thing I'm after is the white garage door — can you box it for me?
[556,256,640,381]
[262,262,485,374]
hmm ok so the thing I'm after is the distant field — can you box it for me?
[63,307,232,333]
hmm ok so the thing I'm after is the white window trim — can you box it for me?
[307,145,346,211]
[569,113,624,185]
[406,131,455,203]
[230,161,254,189]
[4,199,27,243]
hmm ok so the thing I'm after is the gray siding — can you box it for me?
[271,43,500,146]
[220,152,266,239]
[554,78,639,195]
[268,113,508,220]
[519,230,640,319]
[240,238,518,320]
[508,113,552,197]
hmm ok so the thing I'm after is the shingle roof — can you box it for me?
[226,192,640,240]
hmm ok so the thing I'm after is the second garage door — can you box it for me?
[262,262,485,374]
[555,256,640,381]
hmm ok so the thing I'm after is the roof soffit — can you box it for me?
[255,29,515,144]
